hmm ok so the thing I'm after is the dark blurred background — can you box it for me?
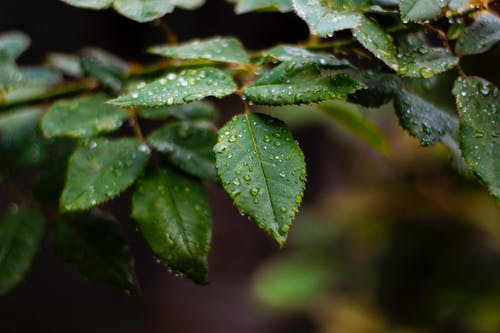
[1,1,499,333]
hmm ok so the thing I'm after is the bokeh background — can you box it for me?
[1,1,499,332]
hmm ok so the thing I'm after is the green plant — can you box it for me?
[0,0,498,295]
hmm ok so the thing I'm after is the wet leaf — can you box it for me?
[0,208,44,295]
[137,101,218,121]
[60,138,150,211]
[109,67,236,107]
[149,37,249,64]
[214,113,306,245]
[132,166,212,284]
[113,0,174,22]
[455,12,500,56]
[59,0,113,9]
[243,62,364,105]
[265,45,352,68]
[453,76,499,199]
[81,48,128,92]
[399,0,448,22]
[233,0,292,13]
[148,122,218,181]
[348,70,401,107]
[53,210,139,296]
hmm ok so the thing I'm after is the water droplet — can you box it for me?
[243,175,251,181]
[279,171,286,178]
[228,135,237,143]
[249,188,259,196]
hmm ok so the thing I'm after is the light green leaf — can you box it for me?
[137,101,217,121]
[455,12,500,56]
[0,208,44,295]
[113,0,174,22]
[149,37,249,64]
[60,138,150,211]
[109,67,237,107]
[399,0,448,22]
[265,45,352,68]
[243,62,365,105]
[0,31,30,60]
[132,166,212,284]
[234,0,292,13]
[214,113,306,245]
[81,48,128,92]
[42,94,128,138]
[169,0,205,9]
[352,15,399,71]
[59,0,113,9]
[148,122,218,181]
[47,53,83,78]
[453,76,499,199]
[53,210,139,296]
[316,100,389,154]
[293,0,363,36]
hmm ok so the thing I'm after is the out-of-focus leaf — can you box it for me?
[233,0,292,13]
[0,208,44,295]
[59,0,113,9]
[0,31,30,60]
[348,70,400,107]
[148,122,218,181]
[137,101,217,121]
[214,113,306,245]
[149,37,249,64]
[455,12,500,56]
[169,0,205,9]
[399,0,448,22]
[47,53,83,78]
[81,48,128,92]
[452,76,499,199]
[132,166,212,284]
[53,210,139,296]
[113,0,174,22]
[60,138,150,211]
[265,45,352,68]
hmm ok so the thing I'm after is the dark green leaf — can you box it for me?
[348,70,400,107]
[113,0,174,22]
[137,101,218,121]
[59,0,113,9]
[455,12,500,56]
[132,166,212,284]
[0,208,44,295]
[214,113,306,245]
[109,67,237,107]
[60,138,150,211]
[81,48,128,92]
[53,210,139,296]
[243,62,364,105]
[149,37,249,64]
[453,76,499,199]
[42,94,128,138]
[148,122,218,181]
[399,0,448,22]
[265,45,352,68]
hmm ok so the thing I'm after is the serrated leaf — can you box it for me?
[265,45,352,68]
[214,113,306,245]
[234,0,292,13]
[0,208,44,295]
[455,12,500,56]
[0,31,30,61]
[109,67,236,107]
[293,0,363,36]
[53,210,139,296]
[348,70,400,107]
[316,100,389,154]
[149,37,249,64]
[113,0,174,22]
[0,107,49,170]
[148,122,218,181]
[137,101,217,121]
[132,166,212,284]
[452,76,499,199]
[399,0,448,22]
[42,94,128,138]
[59,0,113,9]
[60,138,150,211]
[352,15,399,71]
[243,62,364,105]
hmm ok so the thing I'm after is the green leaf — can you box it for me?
[316,100,389,154]
[0,107,49,170]
[60,138,150,211]
[149,37,249,64]
[348,70,400,107]
[137,101,217,121]
[0,31,30,61]
[41,94,128,138]
[47,53,83,78]
[452,76,499,199]
[113,0,174,22]
[293,0,363,36]
[352,15,399,71]
[59,0,113,9]
[109,67,237,107]
[234,0,292,13]
[148,122,218,181]
[265,45,352,68]
[81,48,128,92]
[399,0,448,22]
[53,210,139,296]
[243,62,365,105]
[132,166,212,284]
[169,0,205,9]
[214,113,306,245]
[0,208,44,295]
[455,12,500,56]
